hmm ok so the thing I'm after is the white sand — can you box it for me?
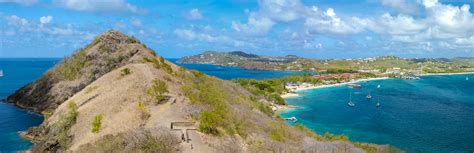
[280,93,300,98]
[281,77,390,98]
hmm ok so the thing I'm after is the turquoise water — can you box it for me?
[281,74,474,152]
[0,58,55,152]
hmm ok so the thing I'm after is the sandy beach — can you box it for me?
[280,77,390,99]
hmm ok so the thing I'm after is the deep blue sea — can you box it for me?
[0,58,298,152]
[280,74,474,153]
[0,58,56,152]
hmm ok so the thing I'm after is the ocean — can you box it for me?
[0,58,56,152]
[0,58,298,152]
[280,74,474,152]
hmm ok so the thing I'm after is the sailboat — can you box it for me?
[348,91,355,107]
[366,91,372,99]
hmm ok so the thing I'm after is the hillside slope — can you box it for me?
[13,30,393,152]
[7,30,155,112]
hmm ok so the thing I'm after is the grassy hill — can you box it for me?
[11,30,396,152]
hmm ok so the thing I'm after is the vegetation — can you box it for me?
[78,128,181,152]
[57,50,88,80]
[181,73,241,136]
[198,111,222,135]
[51,101,78,148]
[91,114,103,133]
[126,36,140,44]
[120,68,131,76]
[137,100,150,120]
[85,85,98,94]
[160,57,173,74]
[42,111,52,121]
[268,123,289,142]
[146,79,169,104]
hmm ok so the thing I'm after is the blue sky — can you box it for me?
[1,0,474,59]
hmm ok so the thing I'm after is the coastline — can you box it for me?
[281,71,474,99]
[278,71,474,113]
[419,71,474,76]
[280,77,390,99]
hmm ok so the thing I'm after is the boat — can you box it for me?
[284,117,298,122]
[377,84,381,88]
[348,101,355,107]
[348,84,361,89]
[466,76,469,81]
[0,70,3,77]
[366,91,372,99]
[348,91,355,107]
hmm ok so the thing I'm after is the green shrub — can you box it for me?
[198,111,221,135]
[270,94,286,105]
[57,50,87,80]
[91,114,103,133]
[146,79,169,104]
[269,125,287,142]
[142,57,162,69]
[85,85,98,94]
[323,132,349,141]
[42,111,52,121]
[160,57,173,74]
[126,36,140,44]
[54,101,78,148]
[120,68,131,76]
[137,100,150,120]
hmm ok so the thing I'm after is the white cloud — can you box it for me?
[305,8,370,34]
[422,0,438,8]
[39,16,53,24]
[257,0,307,22]
[5,15,29,26]
[381,0,418,14]
[0,0,37,6]
[187,8,203,20]
[53,0,142,14]
[374,13,426,35]
[232,14,275,36]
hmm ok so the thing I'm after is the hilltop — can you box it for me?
[8,30,395,152]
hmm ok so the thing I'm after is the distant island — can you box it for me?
[178,51,474,75]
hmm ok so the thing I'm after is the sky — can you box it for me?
[1,0,474,59]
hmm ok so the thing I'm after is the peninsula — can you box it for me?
[6,30,395,152]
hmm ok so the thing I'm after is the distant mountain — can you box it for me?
[177,51,307,71]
